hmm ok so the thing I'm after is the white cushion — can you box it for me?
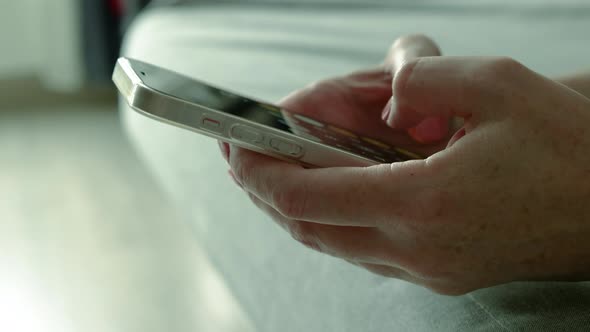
[121,4,590,331]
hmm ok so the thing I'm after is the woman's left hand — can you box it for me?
[217,35,450,162]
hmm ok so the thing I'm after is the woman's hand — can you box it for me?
[217,35,449,161]
[227,55,590,295]
[279,34,451,153]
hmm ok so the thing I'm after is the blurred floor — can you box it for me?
[0,93,251,332]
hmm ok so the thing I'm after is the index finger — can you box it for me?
[229,146,429,227]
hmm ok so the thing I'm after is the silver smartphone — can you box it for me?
[113,57,422,167]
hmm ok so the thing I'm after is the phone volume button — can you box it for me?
[269,138,303,158]
[230,125,264,145]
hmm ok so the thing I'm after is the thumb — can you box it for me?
[385,56,514,143]
[382,35,448,143]
[383,34,441,72]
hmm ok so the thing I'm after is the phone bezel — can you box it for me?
[114,57,405,167]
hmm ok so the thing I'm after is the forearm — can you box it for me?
[557,71,590,98]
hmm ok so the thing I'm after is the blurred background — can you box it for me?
[0,1,248,331]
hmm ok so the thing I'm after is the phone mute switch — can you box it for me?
[201,115,224,134]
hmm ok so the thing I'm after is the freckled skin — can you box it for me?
[415,75,590,288]
[225,35,590,295]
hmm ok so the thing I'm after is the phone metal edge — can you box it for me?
[114,57,380,167]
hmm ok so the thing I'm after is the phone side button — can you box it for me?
[201,115,224,134]
[269,138,303,158]
[230,125,264,145]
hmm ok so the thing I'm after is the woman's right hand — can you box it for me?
[228,55,590,295]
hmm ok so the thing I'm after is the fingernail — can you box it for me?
[386,97,398,128]
[446,127,466,148]
[408,116,449,144]
[381,98,392,121]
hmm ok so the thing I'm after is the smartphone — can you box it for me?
[113,57,422,167]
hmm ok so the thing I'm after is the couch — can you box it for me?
[119,1,590,331]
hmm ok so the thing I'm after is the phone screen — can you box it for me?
[134,61,421,163]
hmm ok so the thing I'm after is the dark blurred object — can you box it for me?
[123,0,153,29]
[81,0,151,85]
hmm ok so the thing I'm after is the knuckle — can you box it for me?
[487,57,525,78]
[463,57,531,113]
[232,155,254,186]
[473,57,526,89]
[286,221,319,250]
[393,34,440,52]
[392,58,420,98]
[272,185,307,220]
[364,265,398,278]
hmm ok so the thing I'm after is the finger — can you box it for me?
[278,70,392,116]
[381,97,426,128]
[246,191,396,264]
[273,74,444,157]
[357,262,422,284]
[405,116,451,144]
[383,35,448,143]
[338,66,391,83]
[391,56,527,124]
[345,259,423,285]
[218,140,230,162]
[228,169,242,188]
[383,34,441,73]
[229,146,428,227]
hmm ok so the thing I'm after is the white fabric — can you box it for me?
[121,4,590,331]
